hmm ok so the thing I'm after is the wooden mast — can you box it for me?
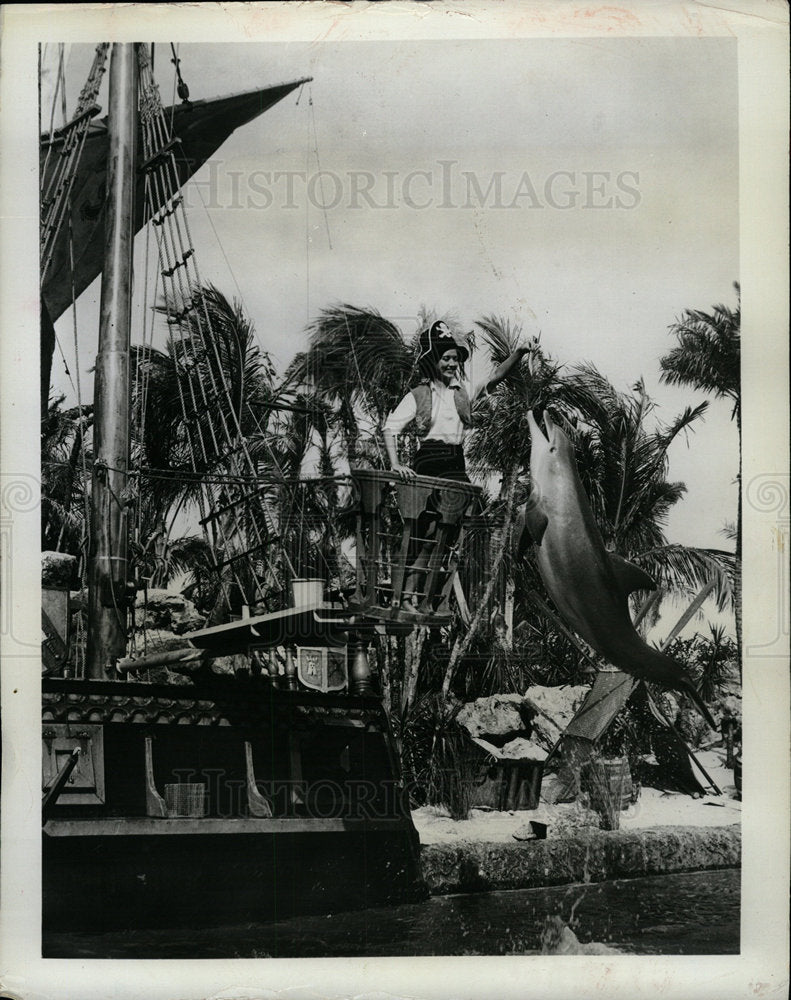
[86,44,138,678]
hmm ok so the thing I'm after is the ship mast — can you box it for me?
[86,43,138,678]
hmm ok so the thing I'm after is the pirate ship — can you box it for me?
[40,43,482,935]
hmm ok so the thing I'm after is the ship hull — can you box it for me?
[42,676,426,936]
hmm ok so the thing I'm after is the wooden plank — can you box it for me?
[43,816,407,836]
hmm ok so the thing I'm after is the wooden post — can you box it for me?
[86,44,138,678]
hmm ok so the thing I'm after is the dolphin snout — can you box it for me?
[527,409,546,442]
[527,409,555,447]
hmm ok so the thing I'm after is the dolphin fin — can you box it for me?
[521,501,549,547]
[608,553,656,597]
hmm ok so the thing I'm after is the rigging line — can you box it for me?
[137,52,291,593]
[44,43,63,140]
[43,458,352,486]
[308,87,333,251]
[150,152,235,463]
[175,145,247,307]
[52,332,78,396]
[143,141,219,463]
[134,195,159,546]
[169,42,179,134]
[305,84,311,324]
[159,162,293,553]
[149,227,269,600]
[141,171,212,523]
[40,46,58,183]
[40,45,108,279]
[141,175,247,595]
[162,153,254,463]
[66,185,91,575]
[59,42,68,132]
[343,313,386,464]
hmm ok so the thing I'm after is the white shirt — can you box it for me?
[384,378,482,445]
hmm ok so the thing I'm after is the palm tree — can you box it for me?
[659,283,741,659]
[41,395,93,560]
[442,317,605,695]
[444,338,735,700]
[567,368,733,609]
[287,304,414,464]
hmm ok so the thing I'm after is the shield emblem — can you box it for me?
[297,646,347,693]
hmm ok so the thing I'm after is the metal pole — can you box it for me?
[86,43,137,678]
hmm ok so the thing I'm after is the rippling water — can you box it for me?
[45,868,739,958]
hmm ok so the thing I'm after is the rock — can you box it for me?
[523,684,589,749]
[133,589,204,635]
[718,693,742,723]
[470,735,547,763]
[127,629,192,655]
[456,694,526,738]
[124,591,206,668]
[512,820,548,841]
[499,736,548,762]
[42,551,77,589]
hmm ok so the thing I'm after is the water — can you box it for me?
[45,868,739,958]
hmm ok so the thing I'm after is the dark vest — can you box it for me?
[410,381,473,438]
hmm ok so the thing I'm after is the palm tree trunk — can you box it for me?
[401,624,428,716]
[441,470,517,698]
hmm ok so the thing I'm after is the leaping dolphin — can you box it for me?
[516,410,716,729]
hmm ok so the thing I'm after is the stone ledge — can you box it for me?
[420,824,741,895]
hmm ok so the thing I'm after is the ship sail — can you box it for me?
[41,80,307,322]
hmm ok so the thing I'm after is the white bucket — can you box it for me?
[292,578,324,607]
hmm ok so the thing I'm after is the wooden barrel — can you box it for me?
[582,758,631,830]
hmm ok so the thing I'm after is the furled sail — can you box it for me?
[41,81,308,321]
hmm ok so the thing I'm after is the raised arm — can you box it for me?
[471,341,536,402]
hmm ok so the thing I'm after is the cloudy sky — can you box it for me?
[48,36,739,564]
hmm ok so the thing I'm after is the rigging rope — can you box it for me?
[40,44,107,590]
[40,43,108,283]
[136,45,299,610]
[309,87,333,251]
[67,197,91,586]
[43,457,351,487]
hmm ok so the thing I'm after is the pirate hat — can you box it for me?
[418,321,471,363]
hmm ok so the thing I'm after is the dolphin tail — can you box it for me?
[678,679,717,730]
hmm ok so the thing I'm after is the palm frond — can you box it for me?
[634,543,734,612]
[659,286,740,405]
